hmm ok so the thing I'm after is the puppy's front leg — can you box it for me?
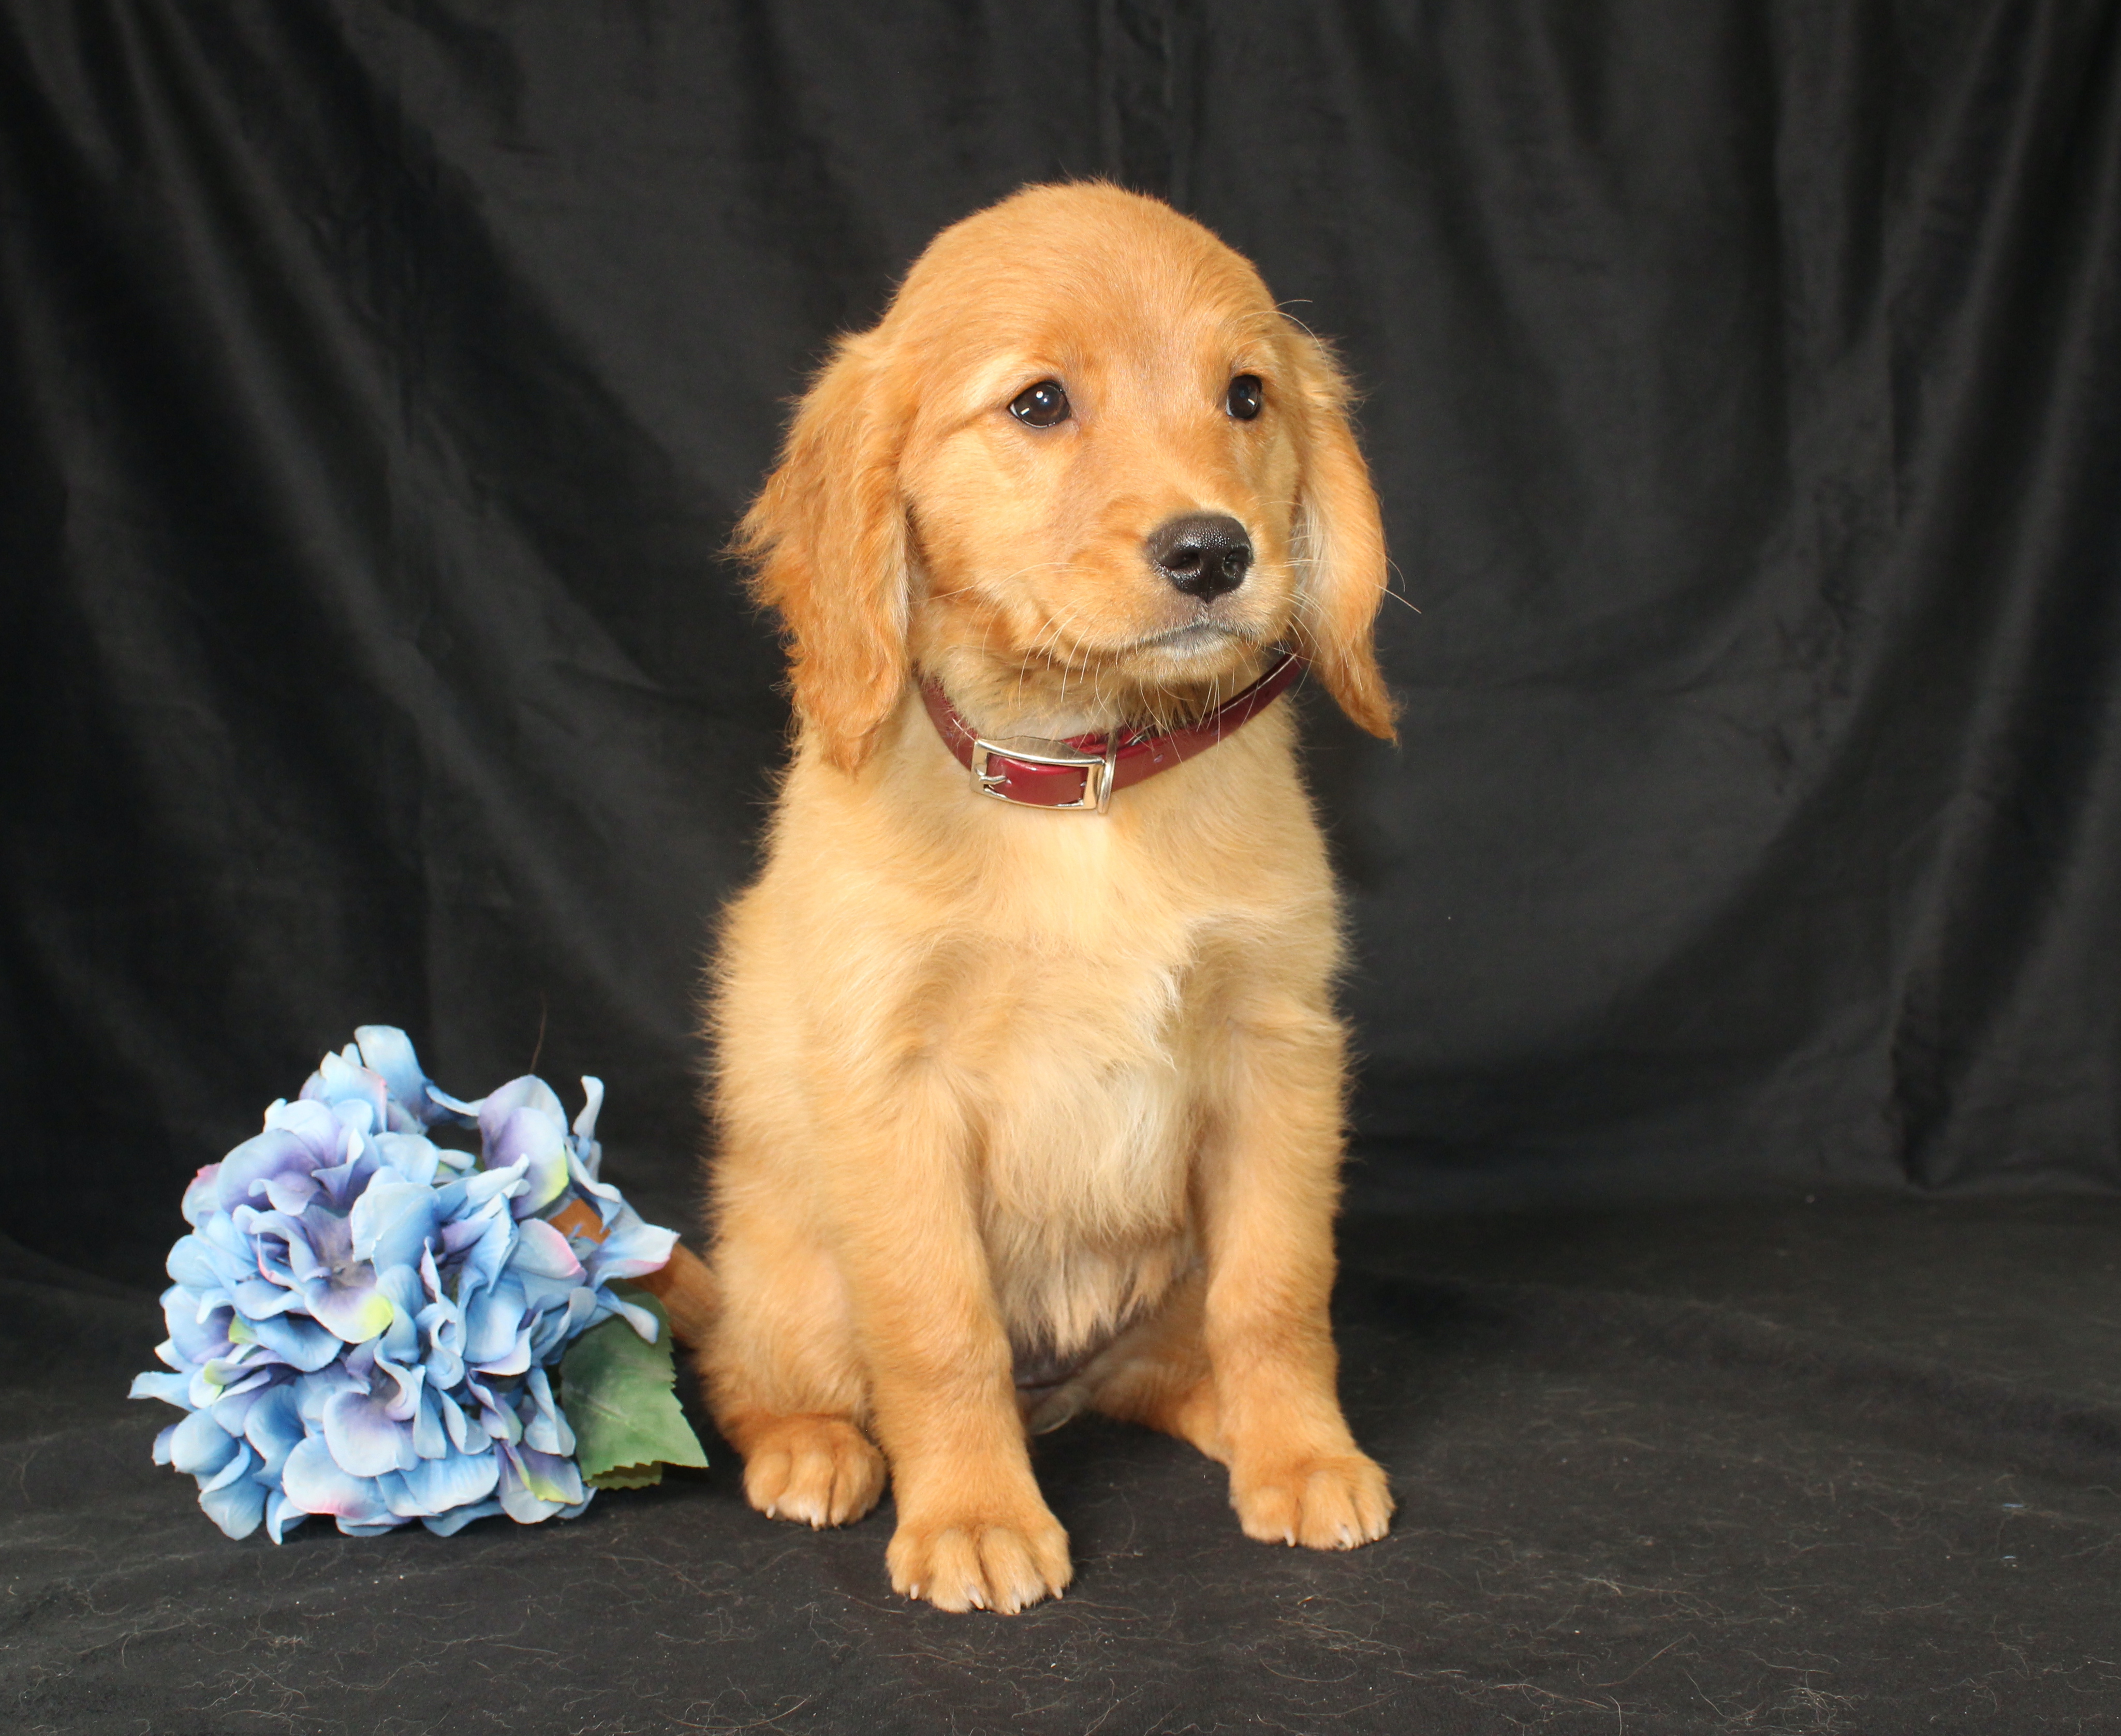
[824,1073,1071,1613]
[1197,1005,1393,1550]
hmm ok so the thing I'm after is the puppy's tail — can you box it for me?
[634,1241,718,1350]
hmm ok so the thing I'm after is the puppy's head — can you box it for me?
[737,183,1395,772]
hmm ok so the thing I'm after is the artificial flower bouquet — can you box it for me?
[130,1026,706,1541]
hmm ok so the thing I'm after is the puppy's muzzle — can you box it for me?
[1147,513,1252,600]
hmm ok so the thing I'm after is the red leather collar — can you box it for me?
[920,649,1306,811]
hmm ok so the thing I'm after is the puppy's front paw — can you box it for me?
[741,1415,886,1529]
[1231,1451,1392,1550]
[888,1504,1072,1614]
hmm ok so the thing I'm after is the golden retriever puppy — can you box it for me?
[694,181,1396,1614]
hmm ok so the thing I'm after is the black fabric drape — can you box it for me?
[4,2,2118,1284]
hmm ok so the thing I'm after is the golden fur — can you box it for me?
[689,183,1396,1614]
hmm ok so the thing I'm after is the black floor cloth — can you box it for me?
[10,1193,2119,1734]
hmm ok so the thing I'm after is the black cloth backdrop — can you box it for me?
[6,4,2121,1282]
[8,6,2121,1733]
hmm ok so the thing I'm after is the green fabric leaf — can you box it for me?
[586,1464,666,1491]
[558,1289,709,1490]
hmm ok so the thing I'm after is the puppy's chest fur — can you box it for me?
[940,834,1250,1364]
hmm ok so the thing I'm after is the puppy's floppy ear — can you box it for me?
[733,331,911,773]
[1284,327,1397,740]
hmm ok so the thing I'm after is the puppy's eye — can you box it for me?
[1009,380,1071,427]
[1226,374,1263,421]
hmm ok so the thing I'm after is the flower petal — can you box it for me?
[168,1408,242,1477]
[214,1128,322,1215]
[476,1076,567,1159]
[389,1447,500,1518]
[166,1235,223,1291]
[349,1178,439,1276]
[281,1436,395,1525]
[293,1363,363,1428]
[474,1325,533,1378]
[423,1084,482,1121]
[262,1097,351,1166]
[244,1311,342,1372]
[562,1150,626,1220]
[571,1076,605,1146]
[434,1387,477,1453]
[131,1370,193,1408]
[189,1354,270,1411]
[210,1377,278,1434]
[198,1445,268,1540]
[592,1287,664,1344]
[410,1383,449,1460]
[299,1048,391,1132]
[508,1217,583,1282]
[320,1387,419,1478]
[181,1164,222,1227]
[371,1131,442,1185]
[583,1215,678,1289]
[230,1279,302,1322]
[265,1489,310,1544]
[521,1366,575,1457]
[530,1288,593,1361]
[259,1169,324,1214]
[421,1496,504,1537]
[303,1277,394,1345]
[198,1437,257,1495]
[464,1375,522,1445]
[415,1309,465,1393]
[496,1441,584,1522]
[491,1107,571,1220]
[158,1291,222,1355]
[354,1026,439,1132]
[440,1158,531,1224]
[243,1385,306,1478]
[462,1277,526,1367]
[310,1128,382,1210]
[371,1347,426,1423]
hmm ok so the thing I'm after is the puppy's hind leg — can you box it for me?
[697,1183,886,1531]
[1071,1271,1222,1455]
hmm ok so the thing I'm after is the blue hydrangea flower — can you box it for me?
[131,1026,679,1541]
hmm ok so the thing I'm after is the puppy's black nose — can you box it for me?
[1146,514,1253,600]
